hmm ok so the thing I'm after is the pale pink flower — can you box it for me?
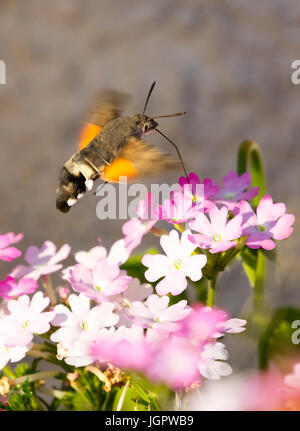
[62,239,129,282]
[51,293,119,349]
[64,328,116,367]
[11,240,71,280]
[0,232,23,262]
[74,244,107,269]
[57,286,71,302]
[213,171,259,210]
[0,292,54,347]
[69,258,131,302]
[128,294,191,333]
[122,194,157,252]
[0,276,38,300]
[284,363,300,391]
[0,339,32,370]
[198,342,232,380]
[110,278,153,326]
[158,187,201,224]
[237,195,295,250]
[189,206,243,253]
[217,318,247,335]
[142,230,207,296]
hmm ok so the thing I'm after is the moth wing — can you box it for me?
[78,89,130,150]
[101,136,181,183]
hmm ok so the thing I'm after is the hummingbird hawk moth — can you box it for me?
[56,82,187,213]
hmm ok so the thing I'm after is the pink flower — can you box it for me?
[213,171,259,210]
[237,195,295,250]
[142,230,207,296]
[0,292,54,347]
[51,293,119,350]
[11,241,71,280]
[128,294,191,333]
[122,194,157,253]
[0,276,38,300]
[69,258,131,302]
[189,206,243,253]
[178,173,219,212]
[0,232,23,262]
[158,188,201,224]
[147,337,202,389]
[89,304,241,390]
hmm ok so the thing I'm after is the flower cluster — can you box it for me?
[0,168,295,395]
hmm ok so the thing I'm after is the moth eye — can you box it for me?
[144,124,149,132]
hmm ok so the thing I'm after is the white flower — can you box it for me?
[198,342,232,380]
[50,293,119,349]
[142,230,207,296]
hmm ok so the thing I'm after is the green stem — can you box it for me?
[237,140,266,207]
[12,371,59,386]
[2,366,15,379]
[207,277,217,307]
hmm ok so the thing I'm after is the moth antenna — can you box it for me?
[155,128,189,181]
[143,81,156,114]
[151,112,186,119]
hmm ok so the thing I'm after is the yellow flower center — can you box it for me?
[256,225,265,232]
[79,320,89,331]
[213,233,222,242]
[94,285,102,291]
[22,320,30,329]
[174,259,183,270]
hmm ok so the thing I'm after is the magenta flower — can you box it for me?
[237,195,295,250]
[128,294,191,333]
[11,240,71,280]
[189,206,243,253]
[0,276,38,300]
[142,230,207,296]
[0,232,23,262]
[69,258,131,302]
[178,173,219,211]
[122,194,157,253]
[212,171,259,210]
[0,292,54,347]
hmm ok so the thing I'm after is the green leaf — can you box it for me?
[258,307,300,370]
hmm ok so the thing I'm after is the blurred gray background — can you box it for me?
[0,0,299,369]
